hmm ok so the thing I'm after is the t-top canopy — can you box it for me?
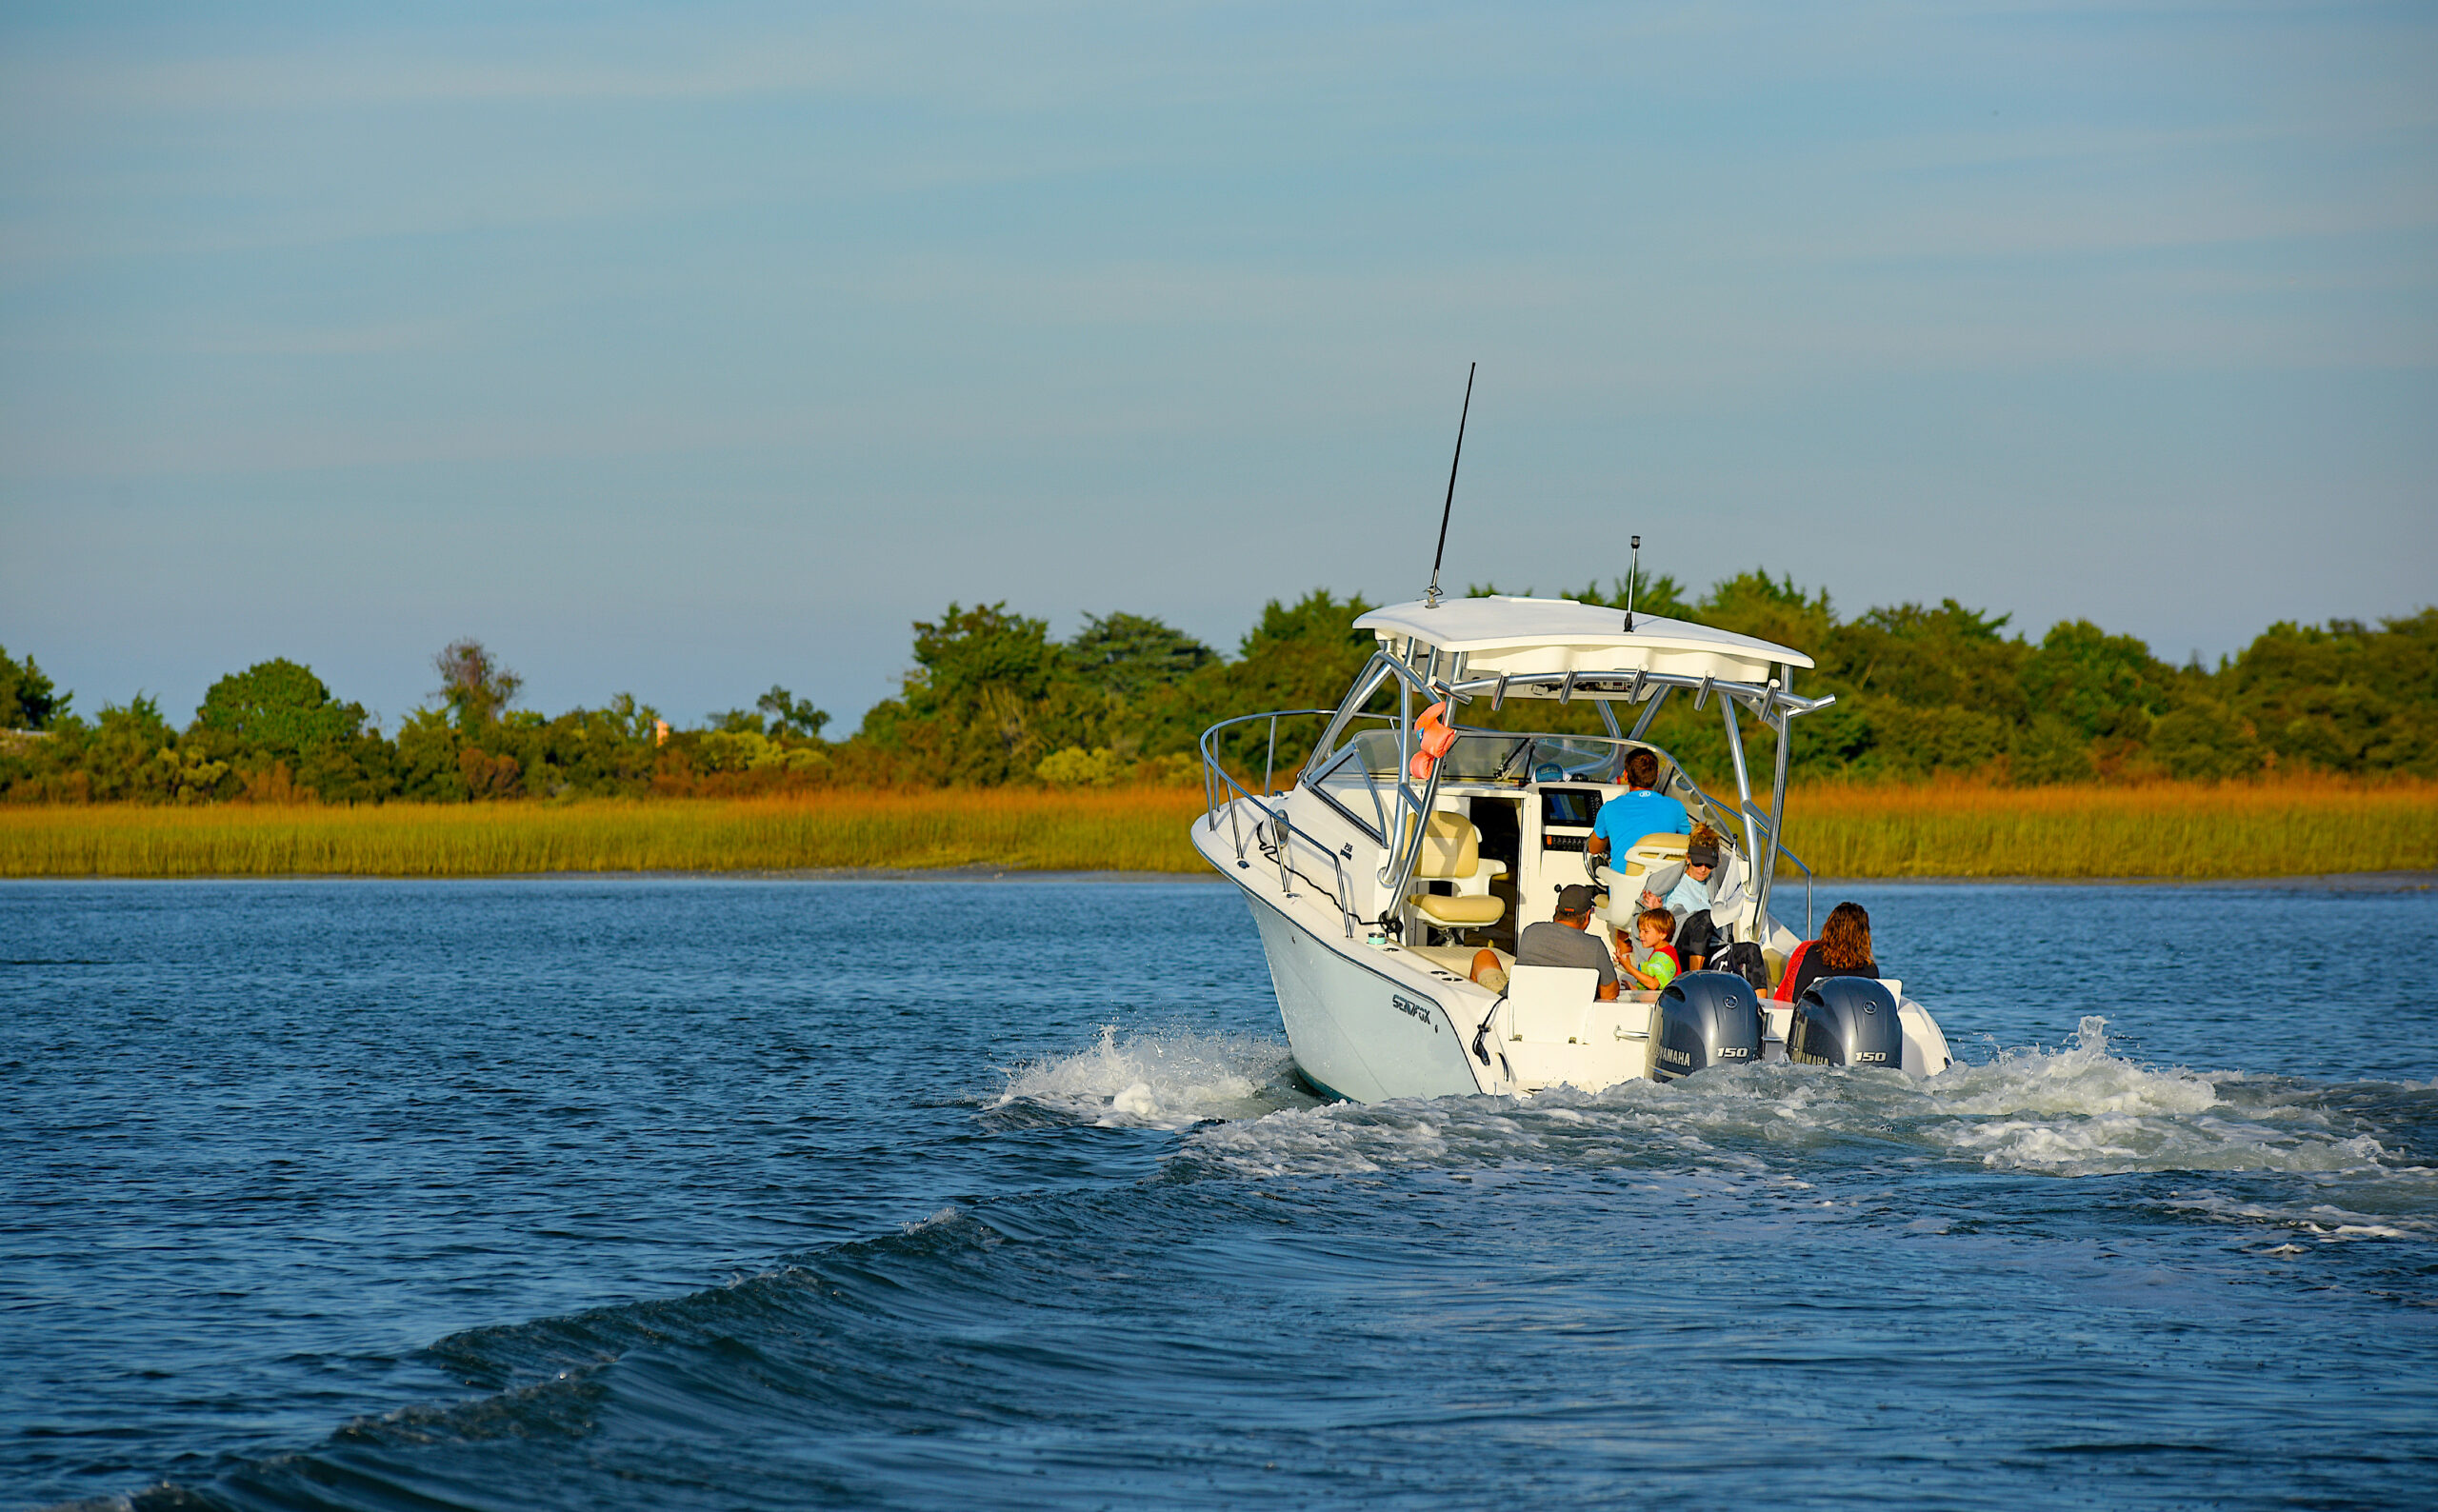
[1353,595,1814,686]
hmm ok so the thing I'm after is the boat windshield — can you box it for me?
[1338,728,1534,784]
[1528,736,1619,783]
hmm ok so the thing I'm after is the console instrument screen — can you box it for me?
[1540,788,1604,829]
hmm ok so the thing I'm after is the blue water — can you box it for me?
[4,878,2434,1510]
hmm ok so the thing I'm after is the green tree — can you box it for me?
[1694,571,1836,658]
[865,602,1069,784]
[81,697,180,801]
[434,640,523,729]
[188,658,394,804]
[756,686,830,739]
[2147,699,2263,780]
[2021,621,2174,741]
[1825,600,2028,716]
[1069,613,1215,699]
[193,659,365,760]
[0,646,67,730]
[2218,610,2437,775]
[394,707,470,800]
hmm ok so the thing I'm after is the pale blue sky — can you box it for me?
[3,2,2431,732]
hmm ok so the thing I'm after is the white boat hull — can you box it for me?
[1244,890,1488,1103]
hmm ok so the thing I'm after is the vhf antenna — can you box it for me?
[1623,535,1643,632]
[1423,362,1475,609]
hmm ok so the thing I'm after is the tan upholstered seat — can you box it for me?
[1597,831,1691,927]
[1404,808,1507,935]
[1414,893,1505,927]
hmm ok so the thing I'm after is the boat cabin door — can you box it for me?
[1518,784,1610,931]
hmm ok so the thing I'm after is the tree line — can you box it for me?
[1,570,2430,805]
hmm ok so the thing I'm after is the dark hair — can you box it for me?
[1623,749,1660,789]
[1818,902,1873,970]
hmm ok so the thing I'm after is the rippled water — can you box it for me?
[5,877,2434,1509]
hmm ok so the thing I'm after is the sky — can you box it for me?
[2,1,2431,734]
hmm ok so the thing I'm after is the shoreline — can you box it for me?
[5,866,2430,891]
[1813,869,2436,892]
[5,786,2429,882]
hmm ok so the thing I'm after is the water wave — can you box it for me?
[1173,1017,2438,1195]
[984,1025,1313,1129]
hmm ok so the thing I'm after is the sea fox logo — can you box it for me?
[1390,994,1438,1033]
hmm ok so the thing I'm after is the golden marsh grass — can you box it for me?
[0,778,2428,880]
[0,788,1215,878]
[1779,776,2438,879]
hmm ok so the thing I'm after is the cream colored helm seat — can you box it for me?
[1597,831,1689,927]
[1406,809,1507,932]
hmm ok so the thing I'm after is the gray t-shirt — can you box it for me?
[1514,920,1618,993]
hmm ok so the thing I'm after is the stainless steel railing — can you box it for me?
[1201,711,1819,942]
[1200,709,1363,938]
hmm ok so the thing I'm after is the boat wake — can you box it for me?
[1011,1017,2430,1253]
[1181,1015,2423,1169]
[984,1025,1318,1130]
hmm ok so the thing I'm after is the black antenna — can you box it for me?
[1424,362,1475,608]
[1623,535,1642,632]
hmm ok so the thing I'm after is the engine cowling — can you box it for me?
[1787,976,1903,1068]
[1650,971,1763,1083]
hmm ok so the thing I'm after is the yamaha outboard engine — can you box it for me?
[1787,976,1903,1068]
[1650,971,1764,1083]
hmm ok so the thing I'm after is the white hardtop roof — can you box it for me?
[1353,596,1814,674]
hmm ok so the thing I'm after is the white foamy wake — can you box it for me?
[987,1025,1309,1130]
[1176,1017,2432,1194]
[2153,1192,2434,1248]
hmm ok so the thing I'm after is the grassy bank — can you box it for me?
[0,779,2429,881]
[1778,776,2437,880]
[0,788,1215,878]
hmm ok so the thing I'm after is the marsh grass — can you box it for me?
[1780,775,2438,879]
[0,788,1214,878]
[0,778,2429,880]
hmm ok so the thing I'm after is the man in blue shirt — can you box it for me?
[1587,747,1688,867]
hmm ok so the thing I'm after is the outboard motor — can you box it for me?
[1787,977,1903,1068]
[1650,971,1764,1083]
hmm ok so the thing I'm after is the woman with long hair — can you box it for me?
[1783,900,1880,1001]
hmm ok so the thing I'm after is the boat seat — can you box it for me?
[1770,939,1814,1001]
[1404,809,1507,935]
[1504,965,1603,1043]
[1414,893,1505,928]
[1597,831,1690,926]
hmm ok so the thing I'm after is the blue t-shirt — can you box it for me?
[1592,788,1689,851]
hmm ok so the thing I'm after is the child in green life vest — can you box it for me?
[1619,906,1681,992]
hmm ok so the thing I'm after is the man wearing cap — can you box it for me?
[1469,884,1619,1000]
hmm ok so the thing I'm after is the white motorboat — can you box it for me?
[1191,591,1954,1103]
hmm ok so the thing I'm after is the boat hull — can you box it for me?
[1244,891,1489,1103]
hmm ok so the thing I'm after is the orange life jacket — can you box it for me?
[1408,701,1460,781]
